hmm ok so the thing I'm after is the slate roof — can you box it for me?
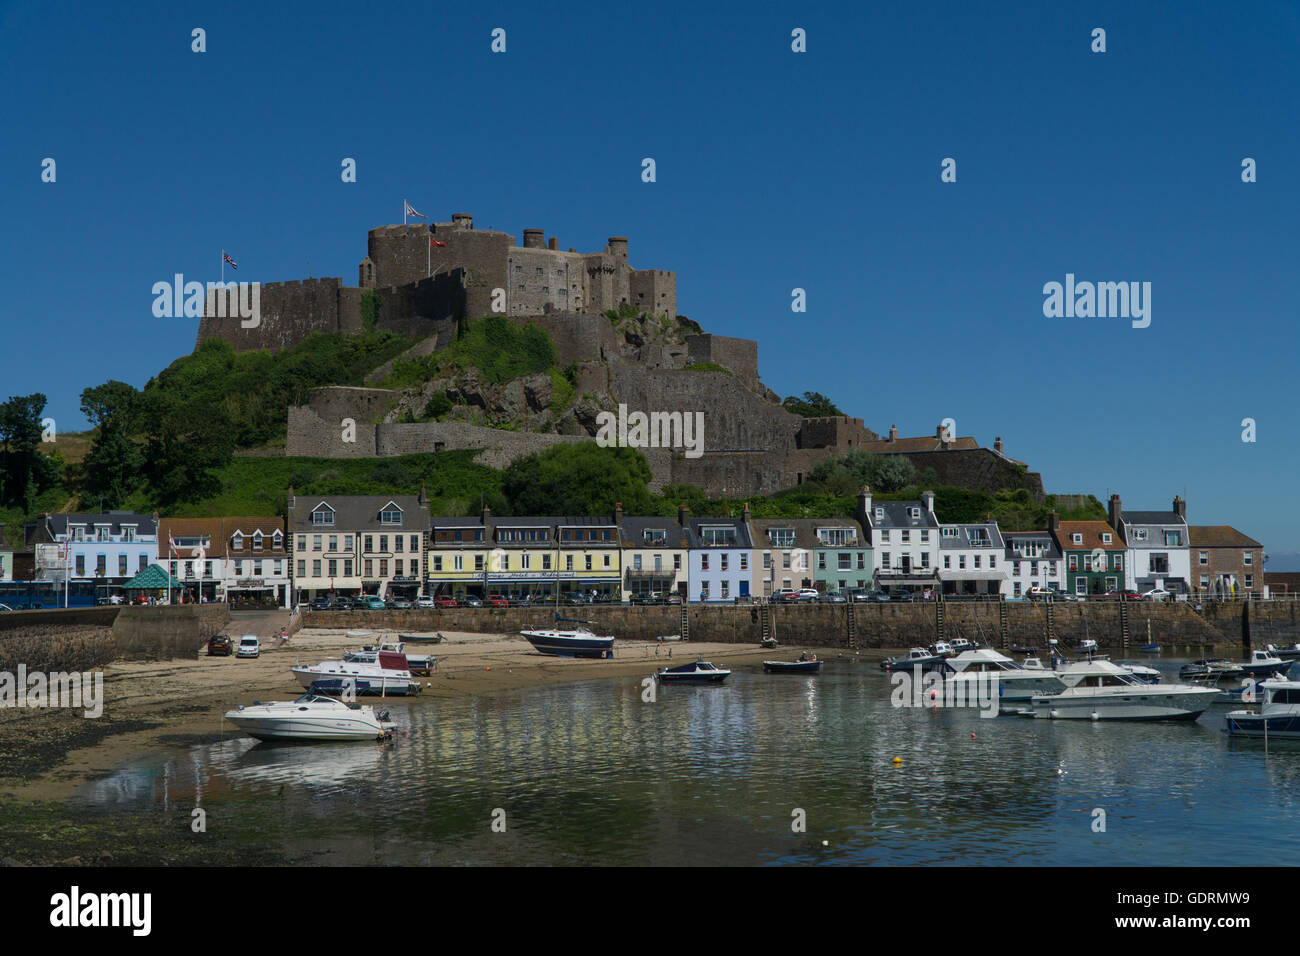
[865,501,940,531]
[1002,530,1063,560]
[46,512,157,537]
[1188,526,1261,548]
[685,517,753,549]
[621,516,690,549]
[939,522,1005,550]
[1121,510,1187,526]
[289,494,428,532]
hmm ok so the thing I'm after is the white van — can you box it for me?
[236,634,261,658]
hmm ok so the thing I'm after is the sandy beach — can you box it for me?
[0,627,865,802]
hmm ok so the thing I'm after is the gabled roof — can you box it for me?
[288,494,428,532]
[1121,510,1187,527]
[866,501,940,530]
[1188,526,1262,548]
[46,512,157,537]
[938,522,1005,550]
[1054,521,1124,551]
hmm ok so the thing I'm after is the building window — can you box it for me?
[328,560,337,576]
[344,560,353,576]
[118,554,128,576]
[297,559,307,577]
[380,506,403,525]
[1069,555,1078,571]
[1199,551,1208,565]
[312,508,334,526]
[312,560,322,577]
[740,553,748,571]
[1244,552,1253,566]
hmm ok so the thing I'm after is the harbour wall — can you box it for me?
[0,605,231,666]
[302,599,1300,653]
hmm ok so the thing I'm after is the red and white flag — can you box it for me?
[222,251,238,270]
[404,200,425,220]
[430,238,446,247]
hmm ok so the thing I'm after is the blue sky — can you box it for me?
[3,0,1298,565]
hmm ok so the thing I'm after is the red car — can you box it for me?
[435,596,458,609]
[487,594,509,608]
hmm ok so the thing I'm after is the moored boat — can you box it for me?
[882,647,947,671]
[655,658,730,683]
[224,693,395,741]
[1240,649,1291,678]
[1225,680,1300,738]
[400,632,444,644]
[520,624,615,658]
[763,654,821,674]
[1030,660,1219,720]
[291,648,416,696]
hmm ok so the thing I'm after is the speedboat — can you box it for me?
[655,658,730,683]
[882,647,947,672]
[291,648,416,696]
[763,654,821,674]
[224,694,395,741]
[948,638,980,654]
[1265,644,1300,661]
[940,649,1067,701]
[1225,680,1300,738]
[1241,649,1290,678]
[1030,660,1220,720]
[930,641,954,658]
[1115,661,1161,684]
[520,626,615,659]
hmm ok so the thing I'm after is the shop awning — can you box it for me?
[937,570,1009,581]
[122,564,184,590]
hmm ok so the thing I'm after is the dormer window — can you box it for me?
[379,503,403,525]
[253,532,264,550]
[875,508,884,520]
[1071,533,1083,545]
[311,504,335,526]
[231,533,243,550]
[909,507,920,519]
[1102,533,1112,544]
[272,530,282,546]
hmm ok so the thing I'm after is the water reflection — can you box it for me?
[69,662,1300,865]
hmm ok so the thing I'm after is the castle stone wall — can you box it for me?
[198,278,345,353]
[686,333,760,390]
[374,422,587,468]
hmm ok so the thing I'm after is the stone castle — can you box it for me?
[198,213,1043,500]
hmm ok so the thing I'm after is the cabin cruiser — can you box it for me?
[291,648,416,696]
[224,694,395,741]
[948,638,980,654]
[1225,680,1300,738]
[939,649,1067,701]
[929,641,955,659]
[655,658,730,684]
[1074,639,1109,660]
[1265,644,1300,661]
[520,625,615,659]
[347,642,435,676]
[1240,649,1291,678]
[881,647,948,672]
[1030,660,1219,720]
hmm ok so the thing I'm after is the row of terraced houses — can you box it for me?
[0,488,1268,607]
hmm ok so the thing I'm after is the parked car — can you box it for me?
[563,592,588,606]
[1142,588,1172,602]
[794,588,820,603]
[867,590,892,602]
[310,597,332,611]
[416,595,436,609]
[846,588,870,602]
[388,598,413,610]
[820,589,847,603]
[207,634,233,656]
[235,635,260,658]
[435,596,458,609]
[360,596,386,610]
[487,594,509,608]
[771,588,798,604]
[460,595,484,608]
[1026,586,1054,601]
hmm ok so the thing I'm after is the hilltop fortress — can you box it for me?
[197,213,1043,500]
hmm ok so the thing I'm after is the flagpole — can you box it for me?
[221,249,224,283]
[403,200,407,226]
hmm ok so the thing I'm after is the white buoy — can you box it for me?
[1090,711,1099,721]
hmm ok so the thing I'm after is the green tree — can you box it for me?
[782,391,843,417]
[0,393,60,512]
[138,397,236,508]
[80,381,144,508]
[502,444,654,515]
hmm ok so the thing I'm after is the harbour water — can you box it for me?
[70,660,1300,865]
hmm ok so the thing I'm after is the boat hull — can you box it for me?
[225,712,388,741]
[657,672,729,683]
[522,634,614,659]
[292,668,414,695]
[1031,688,1218,720]
[763,661,821,673]
[948,673,1067,702]
[1224,712,1300,738]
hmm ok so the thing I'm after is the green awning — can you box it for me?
[122,564,184,590]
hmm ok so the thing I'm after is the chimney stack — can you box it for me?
[482,503,492,525]
[888,425,898,442]
[523,228,545,249]
[856,485,873,524]
[922,490,935,513]
[614,501,624,526]
[1049,510,1060,533]
[548,237,558,251]
[1108,494,1122,533]
[678,503,690,527]
[994,436,1003,455]
[1173,495,1186,519]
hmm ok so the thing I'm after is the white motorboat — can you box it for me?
[655,658,730,683]
[1225,679,1300,738]
[881,647,947,671]
[291,648,416,696]
[940,649,1067,702]
[1240,649,1291,678]
[224,694,395,741]
[1114,660,1161,684]
[1030,660,1220,720]
[1265,644,1300,661]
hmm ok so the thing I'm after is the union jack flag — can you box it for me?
[223,252,238,270]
